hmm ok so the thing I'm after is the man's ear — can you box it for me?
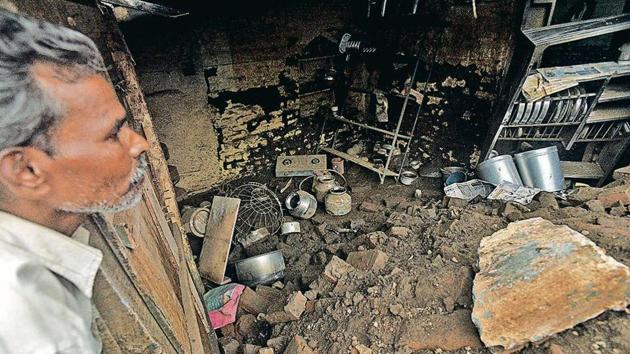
[0,147,51,198]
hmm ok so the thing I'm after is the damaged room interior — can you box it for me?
[4,0,630,353]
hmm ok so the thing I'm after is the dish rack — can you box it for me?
[483,14,630,186]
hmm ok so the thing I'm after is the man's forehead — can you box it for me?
[31,62,125,129]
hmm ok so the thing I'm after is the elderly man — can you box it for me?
[0,8,149,353]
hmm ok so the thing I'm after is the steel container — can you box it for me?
[399,170,418,186]
[181,206,210,238]
[234,250,286,287]
[476,155,523,186]
[514,146,564,192]
[285,190,317,219]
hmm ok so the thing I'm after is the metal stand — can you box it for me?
[317,41,439,184]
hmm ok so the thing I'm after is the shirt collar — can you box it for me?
[0,211,103,298]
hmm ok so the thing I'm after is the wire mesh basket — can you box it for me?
[229,182,284,240]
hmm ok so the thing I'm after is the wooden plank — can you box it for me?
[600,83,630,103]
[560,161,604,179]
[320,147,398,176]
[101,9,205,296]
[199,197,241,283]
[523,13,630,47]
[587,105,630,123]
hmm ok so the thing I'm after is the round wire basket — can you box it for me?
[230,182,284,239]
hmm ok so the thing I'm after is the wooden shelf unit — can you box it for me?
[482,14,630,186]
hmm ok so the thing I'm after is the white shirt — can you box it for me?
[0,211,103,354]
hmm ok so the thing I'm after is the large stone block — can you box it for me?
[472,218,630,351]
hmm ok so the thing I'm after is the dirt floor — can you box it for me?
[211,166,630,354]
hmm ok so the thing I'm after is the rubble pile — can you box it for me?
[213,170,630,354]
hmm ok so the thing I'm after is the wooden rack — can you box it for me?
[482,14,630,186]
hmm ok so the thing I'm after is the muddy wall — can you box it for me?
[121,0,521,199]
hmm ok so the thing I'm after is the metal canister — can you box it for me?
[514,146,564,192]
[181,206,210,237]
[476,155,523,186]
[324,186,352,216]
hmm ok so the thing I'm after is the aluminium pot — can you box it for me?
[514,146,564,192]
[233,250,285,287]
[476,154,523,186]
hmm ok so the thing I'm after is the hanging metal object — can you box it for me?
[99,0,188,17]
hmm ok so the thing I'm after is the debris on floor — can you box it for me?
[192,162,630,354]
[471,217,630,352]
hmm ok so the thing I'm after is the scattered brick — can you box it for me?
[597,184,630,208]
[388,226,410,238]
[346,249,388,271]
[240,287,270,315]
[283,335,315,354]
[322,256,354,283]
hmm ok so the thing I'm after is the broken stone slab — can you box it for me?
[258,348,274,354]
[267,336,290,353]
[346,249,388,271]
[398,309,482,351]
[323,256,354,283]
[350,344,373,354]
[472,217,630,352]
[284,291,307,319]
[585,199,605,213]
[242,344,262,354]
[283,335,315,354]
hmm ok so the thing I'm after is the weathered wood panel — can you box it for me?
[199,197,241,283]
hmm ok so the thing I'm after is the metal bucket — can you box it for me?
[476,155,523,186]
[514,146,564,192]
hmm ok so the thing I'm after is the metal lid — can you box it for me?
[514,146,558,160]
[477,154,514,168]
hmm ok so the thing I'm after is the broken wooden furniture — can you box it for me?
[482,14,630,186]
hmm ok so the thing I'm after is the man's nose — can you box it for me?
[127,128,150,158]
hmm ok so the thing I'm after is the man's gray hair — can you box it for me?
[0,9,106,152]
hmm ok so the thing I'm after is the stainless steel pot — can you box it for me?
[514,146,564,192]
[399,170,418,185]
[476,155,523,186]
[234,250,286,287]
[285,190,317,219]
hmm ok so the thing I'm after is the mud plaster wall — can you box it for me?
[121,1,357,199]
[121,1,520,198]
